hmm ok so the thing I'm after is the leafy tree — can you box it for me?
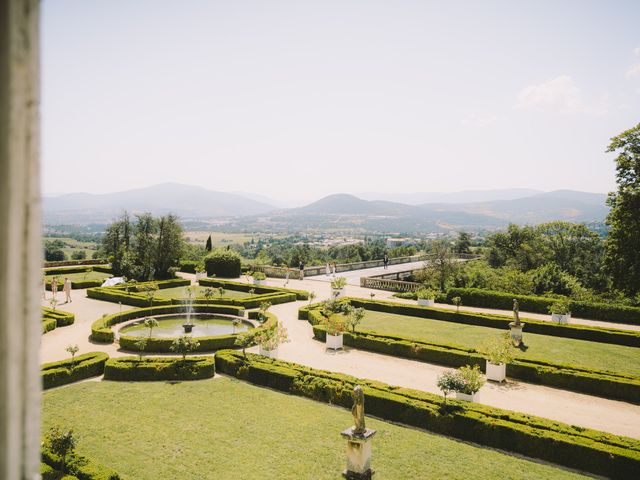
[155,214,184,279]
[143,317,159,337]
[44,239,66,261]
[170,335,200,360]
[134,213,157,280]
[205,234,212,252]
[46,426,77,473]
[454,231,472,254]
[134,337,148,361]
[65,344,79,367]
[427,240,458,290]
[70,250,87,260]
[436,371,464,405]
[604,123,640,295]
[235,330,258,359]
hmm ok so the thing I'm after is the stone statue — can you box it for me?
[351,385,366,435]
[513,298,521,327]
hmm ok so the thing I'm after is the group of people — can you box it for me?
[325,262,337,277]
[43,276,72,304]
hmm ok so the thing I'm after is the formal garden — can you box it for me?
[300,298,640,403]
[40,351,640,480]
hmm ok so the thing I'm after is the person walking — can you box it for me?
[63,277,72,303]
[299,262,305,280]
[383,254,389,269]
[51,277,59,300]
[331,262,337,276]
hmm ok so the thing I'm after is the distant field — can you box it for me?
[44,236,99,259]
[184,231,284,247]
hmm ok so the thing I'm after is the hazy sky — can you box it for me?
[42,0,640,202]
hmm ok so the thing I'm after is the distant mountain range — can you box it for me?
[43,183,609,232]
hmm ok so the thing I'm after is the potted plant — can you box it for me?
[323,314,346,350]
[454,365,485,402]
[480,335,515,382]
[548,298,571,324]
[252,271,267,285]
[436,370,465,404]
[330,277,347,299]
[416,287,438,307]
[256,319,289,358]
[195,262,207,282]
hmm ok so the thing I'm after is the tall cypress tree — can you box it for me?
[205,234,212,252]
[604,123,640,295]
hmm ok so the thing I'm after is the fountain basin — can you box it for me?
[118,313,253,338]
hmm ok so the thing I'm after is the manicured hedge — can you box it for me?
[199,278,309,300]
[42,448,120,480]
[338,298,640,348]
[309,318,640,404]
[41,462,78,480]
[44,259,108,268]
[86,278,190,308]
[119,332,239,353]
[42,307,75,333]
[215,350,640,479]
[204,249,241,277]
[446,288,640,325]
[41,352,109,390]
[178,260,199,273]
[90,304,245,343]
[103,356,215,381]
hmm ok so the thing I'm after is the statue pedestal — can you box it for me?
[341,427,377,479]
[509,322,524,345]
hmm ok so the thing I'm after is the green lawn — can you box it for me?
[359,311,640,376]
[158,286,250,300]
[42,378,588,480]
[45,271,111,284]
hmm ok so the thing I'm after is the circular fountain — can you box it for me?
[119,313,253,338]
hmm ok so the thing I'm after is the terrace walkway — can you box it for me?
[40,275,640,440]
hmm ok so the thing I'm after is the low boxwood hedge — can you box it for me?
[90,304,245,343]
[446,288,640,325]
[199,278,309,301]
[215,350,640,479]
[42,307,76,328]
[103,356,215,381]
[178,260,199,273]
[41,352,109,390]
[119,333,239,353]
[300,302,640,403]
[41,462,78,480]
[300,298,640,347]
[86,278,190,307]
[42,448,120,480]
[310,320,640,403]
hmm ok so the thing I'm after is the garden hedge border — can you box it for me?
[299,301,640,403]
[41,462,78,480]
[215,350,640,479]
[87,278,305,310]
[445,288,640,325]
[103,356,215,381]
[332,297,640,347]
[199,278,309,300]
[41,352,109,390]
[42,448,120,480]
[44,265,113,290]
[42,306,75,334]
[90,303,245,344]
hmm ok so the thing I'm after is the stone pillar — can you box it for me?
[341,427,377,479]
[0,0,42,479]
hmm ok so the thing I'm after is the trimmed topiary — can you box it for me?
[204,249,241,278]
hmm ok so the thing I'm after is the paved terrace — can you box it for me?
[40,275,640,440]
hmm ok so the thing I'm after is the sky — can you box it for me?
[42,0,640,203]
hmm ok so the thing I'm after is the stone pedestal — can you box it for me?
[341,427,376,479]
[509,322,524,345]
